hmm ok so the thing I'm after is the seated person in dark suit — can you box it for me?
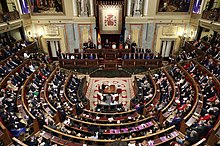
[131,41,137,53]
[104,39,111,48]
[0,52,4,60]
[101,83,106,92]
[4,46,13,57]
[131,53,135,59]
[83,41,88,50]
[88,41,95,49]
[0,64,10,77]
[169,113,182,129]
[123,54,128,59]
[13,55,22,65]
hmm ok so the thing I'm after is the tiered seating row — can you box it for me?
[42,124,178,145]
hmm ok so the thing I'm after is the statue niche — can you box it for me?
[78,0,89,16]
[132,0,142,16]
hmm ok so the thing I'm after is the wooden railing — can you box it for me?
[0,122,12,145]
[83,108,136,116]
[130,76,143,108]
[12,137,28,146]
[207,119,220,146]
[178,63,200,133]
[43,67,61,123]
[192,138,207,146]
[158,67,176,124]
[193,60,220,146]
[42,125,176,145]
[63,72,77,115]
[144,73,161,113]
[21,65,43,134]
[67,115,153,129]
[144,68,172,113]
[77,77,90,109]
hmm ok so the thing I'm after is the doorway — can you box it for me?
[46,40,61,60]
[160,40,175,58]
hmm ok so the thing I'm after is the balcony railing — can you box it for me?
[0,11,20,24]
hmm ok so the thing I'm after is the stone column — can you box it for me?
[73,0,78,17]
[127,0,132,16]
[143,0,148,16]
[89,0,94,16]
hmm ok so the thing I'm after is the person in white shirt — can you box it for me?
[23,51,30,59]
[128,141,136,146]
[29,63,35,72]
[112,43,116,49]
[21,42,27,47]
[71,55,75,59]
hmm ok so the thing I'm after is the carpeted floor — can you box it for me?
[86,77,135,110]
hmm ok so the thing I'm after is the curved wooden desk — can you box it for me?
[42,125,177,145]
